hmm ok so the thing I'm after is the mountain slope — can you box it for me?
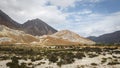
[87,31,120,44]
[0,25,95,46]
[0,10,20,29]
[0,25,39,45]
[51,30,96,45]
[0,25,84,46]
[22,19,57,36]
[34,30,96,46]
[38,35,79,46]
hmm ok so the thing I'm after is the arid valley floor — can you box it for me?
[0,44,120,68]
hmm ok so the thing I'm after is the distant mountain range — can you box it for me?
[87,31,120,44]
[0,10,57,36]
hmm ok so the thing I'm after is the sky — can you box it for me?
[0,0,120,37]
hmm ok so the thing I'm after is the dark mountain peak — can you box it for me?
[24,18,46,25]
[0,10,20,29]
[26,18,41,22]
[32,18,42,21]
[22,18,57,36]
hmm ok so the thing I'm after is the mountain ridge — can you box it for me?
[52,30,96,45]
[0,10,57,36]
[0,10,20,29]
[0,25,95,45]
[87,31,120,44]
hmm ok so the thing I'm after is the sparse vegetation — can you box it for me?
[91,63,98,66]
[101,58,107,64]
[37,62,45,65]
[108,59,120,65]
[0,44,119,68]
[75,52,85,59]
[48,54,58,63]
[108,61,120,65]
[6,56,32,68]
[88,53,98,58]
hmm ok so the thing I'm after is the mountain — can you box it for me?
[0,25,95,45]
[0,10,57,36]
[32,30,96,46]
[49,30,96,45]
[22,19,57,36]
[38,35,79,46]
[0,10,20,29]
[0,10,95,45]
[37,30,95,46]
[0,25,39,45]
[87,31,120,44]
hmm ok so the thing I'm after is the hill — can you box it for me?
[87,31,120,44]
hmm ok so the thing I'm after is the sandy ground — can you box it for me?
[0,54,120,68]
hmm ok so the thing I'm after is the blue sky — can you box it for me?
[0,0,120,37]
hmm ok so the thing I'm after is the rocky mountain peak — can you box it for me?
[22,18,57,36]
[24,18,44,25]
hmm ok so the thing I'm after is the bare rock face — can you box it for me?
[22,19,57,36]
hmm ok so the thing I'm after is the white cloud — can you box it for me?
[0,0,102,24]
[89,0,102,3]
[63,12,120,37]
[49,0,76,8]
[0,0,70,25]
[78,0,103,3]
